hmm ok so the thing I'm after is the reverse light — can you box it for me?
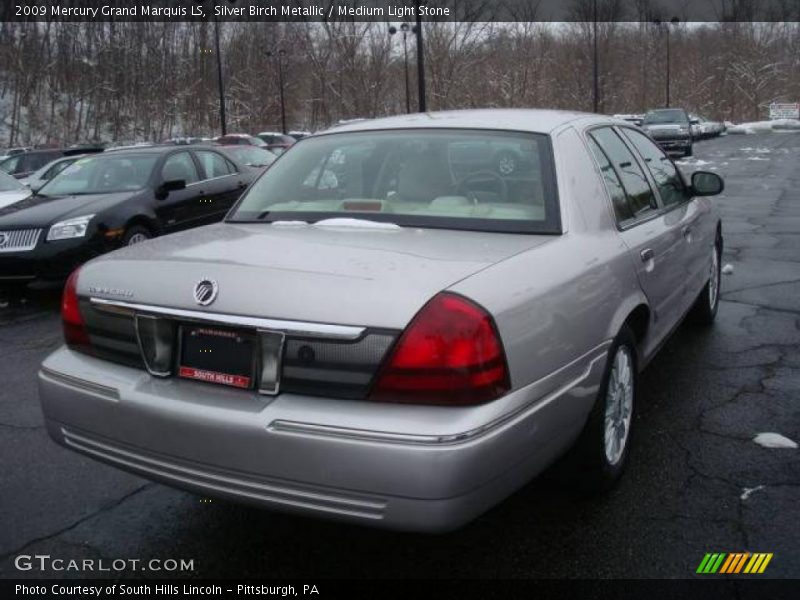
[47,214,95,241]
[62,268,92,352]
[370,293,510,406]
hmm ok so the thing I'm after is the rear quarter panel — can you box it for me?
[450,125,647,398]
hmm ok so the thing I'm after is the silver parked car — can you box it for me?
[38,110,724,532]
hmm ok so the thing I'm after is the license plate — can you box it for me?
[179,326,256,389]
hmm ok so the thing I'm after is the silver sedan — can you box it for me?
[38,110,724,532]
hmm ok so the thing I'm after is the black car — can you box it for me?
[0,147,103,180]
[0,145,255,292]
[640,108,694,157]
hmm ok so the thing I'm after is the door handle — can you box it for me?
[640,248,654,262]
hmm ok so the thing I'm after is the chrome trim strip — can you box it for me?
[61,427,385,519]
[89,298,366,340]
[269,341,612,446]
[134,314,173,378]
[39,366,120,400]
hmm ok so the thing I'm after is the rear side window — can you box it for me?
[0,155,21,174]
[196,151,235,178]
[26,153,60,171]
[587,137,634,222]
[589,127,657,221]
[621,128,688,208]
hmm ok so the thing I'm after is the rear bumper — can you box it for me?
[38,345,607,532]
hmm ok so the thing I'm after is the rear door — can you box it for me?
[193,149,250,221]
[620,126,714,308]
[587,127,687,345]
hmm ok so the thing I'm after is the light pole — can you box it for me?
[592,0,599,113]
[389,23,414,114]
[415,4,427,113]
[654,17,680,107]
[201,0,236,135]
[267,48,287,135]
[213,7,226,135]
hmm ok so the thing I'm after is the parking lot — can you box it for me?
[0,133,798,579]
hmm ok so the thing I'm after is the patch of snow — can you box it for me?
[313,218,401,230]
[676,159,712,167]
[740,485,765,501]
[753,432,798,449]
[746,156,769,161]
[270,221,308,228]
[727,119,800,135]
[722,264,734,275]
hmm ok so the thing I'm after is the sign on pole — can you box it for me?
[769,103,799,120]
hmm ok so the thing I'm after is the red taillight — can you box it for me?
[62,268,91,352]
[370,293,510,406]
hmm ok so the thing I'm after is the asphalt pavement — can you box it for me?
[1,133,798,580]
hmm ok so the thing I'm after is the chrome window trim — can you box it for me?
[89,297,366,341]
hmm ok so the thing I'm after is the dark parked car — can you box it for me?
[256,132,296,155]
[0,146,255,292]
[640,109,693,157]
[0,147,103,180]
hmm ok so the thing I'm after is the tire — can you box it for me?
[560,325,638,493]
[689,238,722,326]
[684,144,694,157]
[494,150,518,176]
[121,225,152,247]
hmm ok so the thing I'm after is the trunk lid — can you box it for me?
[80,221,555,329]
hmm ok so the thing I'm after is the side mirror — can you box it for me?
[690,118,700,125]
[692,171,724,197]
[156,178,186,199]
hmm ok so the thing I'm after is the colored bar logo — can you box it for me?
[696,553,773,574]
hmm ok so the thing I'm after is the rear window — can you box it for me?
[229,129,560,234]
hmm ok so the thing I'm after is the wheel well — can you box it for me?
[125,216,157,235]
[625,304,650,349]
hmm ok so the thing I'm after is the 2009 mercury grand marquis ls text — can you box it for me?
[38,110,724,532]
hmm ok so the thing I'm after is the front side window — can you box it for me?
[161,152,199,184]
[621,128,688,208]
[589,127,657,221]
[228,129,561,233]
[39,154,159,195]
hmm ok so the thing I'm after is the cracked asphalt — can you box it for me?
[0,133,798,580]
